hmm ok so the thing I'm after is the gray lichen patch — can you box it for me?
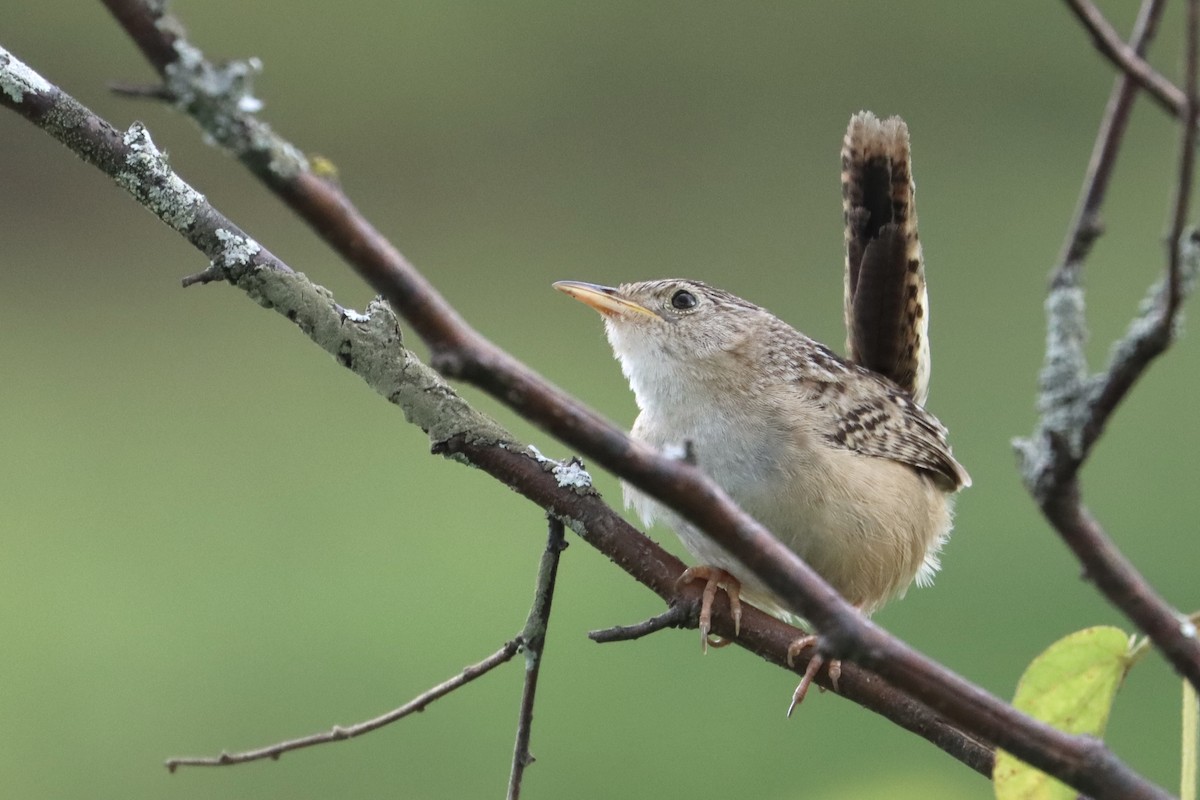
[552,458,593,492]
[214,228,262,269]
[158,33,307,180]
[0,46,52,103]
[1037,285,1090,453]
[520,445,595,494]
[164,38,262,117]
[117,123,204,233]
[249,126,307,181]
[1018,231,1200,491]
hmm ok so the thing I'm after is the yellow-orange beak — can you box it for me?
[553,281,658,318]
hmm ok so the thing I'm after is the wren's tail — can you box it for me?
[840,111,931,406]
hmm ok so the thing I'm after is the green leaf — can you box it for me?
[994,626,1133,800]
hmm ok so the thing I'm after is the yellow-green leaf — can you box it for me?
[994,625,1133,800]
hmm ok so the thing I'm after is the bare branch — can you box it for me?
[1062,0,1185,116]
[1167,0,1200,321]
[165,639,522,770]
[1015,0,1200,696]
[1057,0,1168,277]
[508,518,567,800]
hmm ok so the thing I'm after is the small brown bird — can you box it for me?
[556,112,969,711]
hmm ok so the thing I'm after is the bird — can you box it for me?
[554,111,969,712]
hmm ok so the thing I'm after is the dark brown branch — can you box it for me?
[588,605,692,643]
[508,518,567,800]
[164,639,522,770]
[1042,480,1200,682]
[1016,0,1200,697]
[0,44,997,779]
[74,7,1178,795]
[101,0,179,69]
[1057,0,1168,279]
[1167,0,1200,321]
[1062,0,1185,117]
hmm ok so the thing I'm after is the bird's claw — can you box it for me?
[675,565,742,653]
[785,634,841,716]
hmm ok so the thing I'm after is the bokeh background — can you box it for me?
[2,2,1196,798]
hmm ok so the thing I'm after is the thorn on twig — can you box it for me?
[181,264,226,288]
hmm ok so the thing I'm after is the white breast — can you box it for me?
[623,392,952,619]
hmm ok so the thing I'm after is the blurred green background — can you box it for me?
[2,2,1197,798]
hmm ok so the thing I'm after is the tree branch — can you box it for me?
[508,518,567,800]
[1168,0,1200,321]
[1062,0,1186,117]
[1016,0,1200,696]
[1057,0,1168,276]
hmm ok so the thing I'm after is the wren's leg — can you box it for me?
[785,635,843,717]
[675,565,742,653]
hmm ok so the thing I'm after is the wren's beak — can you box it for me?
[553,281,658,318]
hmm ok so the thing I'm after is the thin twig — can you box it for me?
[1062,0,1186,117]
[1057,0,1168,279]
[588,605,692,643]
[164,640,522,770]
[508,519,568,800]
[1167,0,1200,321]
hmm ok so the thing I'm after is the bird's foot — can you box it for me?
[785,634,841,716]
[675,565,742,653]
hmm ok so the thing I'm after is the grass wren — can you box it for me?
[555,112,970,706]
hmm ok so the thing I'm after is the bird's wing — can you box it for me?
[801,368,970,491]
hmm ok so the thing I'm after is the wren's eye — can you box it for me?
[670,289,698,310]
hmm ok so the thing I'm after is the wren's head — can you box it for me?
[554,279,778,409]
